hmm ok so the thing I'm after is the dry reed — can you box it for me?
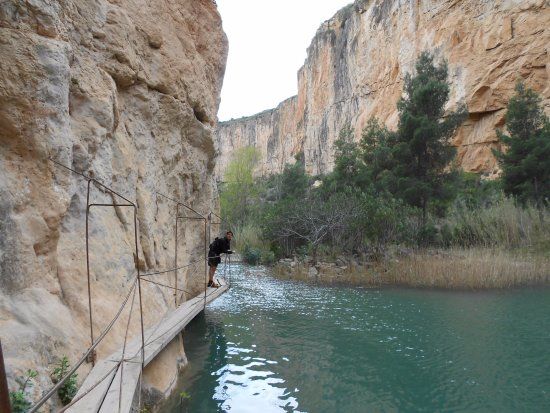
[274,248,550,290]
[383,248,550,289]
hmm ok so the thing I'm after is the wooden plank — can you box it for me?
[64,359,118,413]
[98,359,141,413]
[67,280,228,413]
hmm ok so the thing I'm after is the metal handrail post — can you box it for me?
[204,215,209,308]
[0,340,11,413]
[174,204,179,307]
[134,208,146,368]
[85,180,95,365]
[208,212,212,245]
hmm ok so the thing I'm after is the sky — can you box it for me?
[216,0,352,121]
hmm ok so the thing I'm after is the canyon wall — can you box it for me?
[0,0,226,408]
[216,0,549,178]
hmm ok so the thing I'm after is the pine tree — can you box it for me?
[333,125,366,189]
[391,52,467,223]
[280,153,309,199]
[359,117,395,193]
[495,82,550,214]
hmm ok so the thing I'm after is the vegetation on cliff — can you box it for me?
[494,82,550,213]
[220,53,550,288]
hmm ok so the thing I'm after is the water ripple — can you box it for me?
[162,264,550,413]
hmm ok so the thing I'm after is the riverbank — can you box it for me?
[273,248,550,289]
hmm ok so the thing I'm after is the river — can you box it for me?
[160,264,550,412]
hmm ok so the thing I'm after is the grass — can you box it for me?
[233,224,275,265]
[443,197,549,250]
[274,248,550,290]
[383,248,550,289]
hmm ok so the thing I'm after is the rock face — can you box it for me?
[0,0,227,408]
[216,0,549,178]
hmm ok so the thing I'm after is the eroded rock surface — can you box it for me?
[216,0,549,178]
[0,0,227,407]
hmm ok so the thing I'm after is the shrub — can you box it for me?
[220,146,261,226]
[416,223,439,247]
[9,369,37,413]
[233,224,276,265]
[356,192,416,249]
[233,224,262,252]
[242,245,261,265]
[51,356,78,405]
[260,250,276,265]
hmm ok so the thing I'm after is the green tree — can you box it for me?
[494,82,550,213]
[333,125,365,189]
[391,51,467,222]
[359,118,395,192]
[280,153,309,199]
[219,146,260,226]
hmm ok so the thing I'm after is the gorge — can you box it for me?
[1,0,549,411]
[215,0,549,179]
[0,0,226,409]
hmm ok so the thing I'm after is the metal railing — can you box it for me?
[0,159,234,413]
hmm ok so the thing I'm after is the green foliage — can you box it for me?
[355,191,416,249]
[241,245,274,265]
[217,52,549,264]
[9,369,37,413]
[242,245,262,265]
[220,146,261,226]
[454,172,502,208]
[494,82,550,209]
[51,356,78,405]
[260,249,276,265]
[331,52,468,222]
[233,224,274,265]
[359,118,395,190]
[261,185,415,259]
[390,51,467,221]
[443,195,550,249]
[332,125,366,190]
[10,391,32,413]
[282,163,309,199]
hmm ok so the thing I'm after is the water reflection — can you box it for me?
[161,265,550,413]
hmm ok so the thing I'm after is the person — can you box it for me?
[207,231,233,287]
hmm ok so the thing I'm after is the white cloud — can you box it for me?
[217,0,352,121]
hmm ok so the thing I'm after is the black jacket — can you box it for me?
[209,236,231,256]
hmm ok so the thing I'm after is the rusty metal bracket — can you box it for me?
[50,159,145,369]
[0,340,12,413]
[156,192,208,307]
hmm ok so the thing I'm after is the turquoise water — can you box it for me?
[160,265,550,412]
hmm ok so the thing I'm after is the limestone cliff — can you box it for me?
[216,0,549,178]
[0,0,227,408]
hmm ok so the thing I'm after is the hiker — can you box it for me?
[207,231,233,287]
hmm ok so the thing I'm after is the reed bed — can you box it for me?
[274,248,550,290]
[383,248,550,289]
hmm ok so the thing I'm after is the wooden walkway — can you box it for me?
[66,280,228,413]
